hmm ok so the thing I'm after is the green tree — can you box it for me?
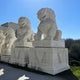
[65,39,74,49]
[69,43,80,61]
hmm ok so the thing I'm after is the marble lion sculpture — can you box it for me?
[16,17,34,43]
[0,30,5,55]
[1,28,17,56]
[35,8,62,40]
[3,28,17,49]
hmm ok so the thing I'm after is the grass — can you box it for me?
[71,66,80,80]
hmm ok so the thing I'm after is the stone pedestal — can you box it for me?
[10,47,30,67]
[1,48,11,62]
[10,41,33,66]
[1,55,10,62]
[32,40,65,48]
[28,40,70,75]
[15,41,33,47]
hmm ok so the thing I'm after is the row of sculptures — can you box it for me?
[0,8,62,57]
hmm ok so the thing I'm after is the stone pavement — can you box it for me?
[0,62,78,80]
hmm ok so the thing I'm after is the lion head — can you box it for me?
[18,17,31,28]
[3,28,15,37]
[37,8,56,21]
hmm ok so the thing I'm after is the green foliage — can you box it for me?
[69,43,80,61]
[65,39,74,49]
[65,39,80,50]
[69,60,80,66]
[71,66,80,80]
[65,39,80,79]
[65,39,80,66]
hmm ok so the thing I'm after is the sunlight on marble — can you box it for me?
[17,75,30,80]
[0,69,4,76]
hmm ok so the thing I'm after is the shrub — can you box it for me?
[69,43,80,61]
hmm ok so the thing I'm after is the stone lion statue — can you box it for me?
[15,17,34,46]
[2,28,17,55]
[35,8,62,40]
[3,28,17,49]
[0,30,5,55]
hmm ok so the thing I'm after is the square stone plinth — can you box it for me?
[1,55,11,63]
[32,40,65,48]
[15,41,33,47]
[10,47,30,67]
[28,48,70,75]
[1,48,11,62]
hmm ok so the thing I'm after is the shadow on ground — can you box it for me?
[0,62,79,80]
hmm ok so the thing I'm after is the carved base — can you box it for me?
[1,55,10,63]
[10,47,29,67]
[28,48,70,75]
[32,40,65,48]
[0,48,11,62]
[15,41,33,47]
[1,48,11,55]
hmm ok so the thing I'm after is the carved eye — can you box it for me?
[42,15,46,19]
[22,23,25,25]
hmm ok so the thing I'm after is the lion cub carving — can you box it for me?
[35,8,62,40]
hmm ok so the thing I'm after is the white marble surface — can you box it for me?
[32,40,65,48]
[15,17,34,47]
[0,8,70,75]
[0,30,5,55]
[35,8,62,41]
[10,47,30,67]
[1,28,17,56]
[28,48,70,75]
[1,55,10,62]
[1,22,19,31]
[14,42,33,47]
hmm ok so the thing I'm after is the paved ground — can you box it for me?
[0,62,79,80]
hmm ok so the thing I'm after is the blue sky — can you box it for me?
[0,0,80,39]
